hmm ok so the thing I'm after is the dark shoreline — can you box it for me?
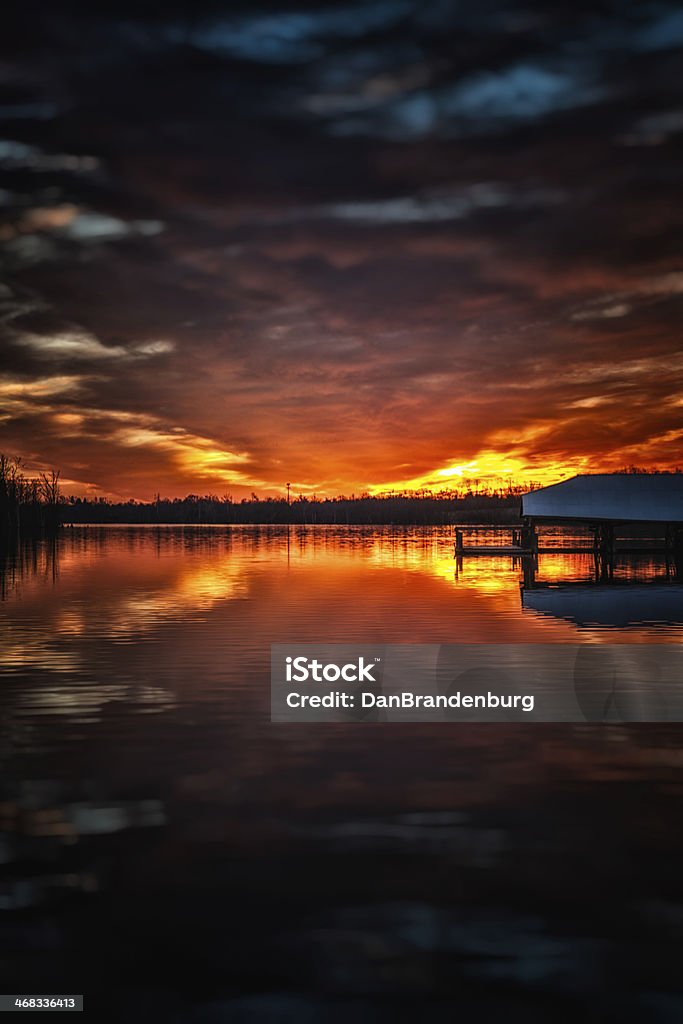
[60,495,523,527]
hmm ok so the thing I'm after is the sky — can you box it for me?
[0,0,682,500]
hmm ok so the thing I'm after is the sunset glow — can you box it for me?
[1,6,682,502]
[3,251,681,499]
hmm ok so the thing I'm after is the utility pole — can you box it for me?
[286,482,291,506]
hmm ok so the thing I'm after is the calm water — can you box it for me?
[1,526,682,1021]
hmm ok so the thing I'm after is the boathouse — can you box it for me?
[454,473,683,568]
[521,473,683,525]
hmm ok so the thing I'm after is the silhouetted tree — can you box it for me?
[0,456,62,540]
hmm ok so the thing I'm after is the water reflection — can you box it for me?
[1,526,682,718]
[0,527,682,1018]
[523,584,683,630]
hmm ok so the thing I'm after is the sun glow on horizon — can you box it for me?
[367,450,591,497]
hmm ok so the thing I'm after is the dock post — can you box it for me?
[593,522,614,581]
[523,521,538,553]
[673,527,683,580]
[520,519,537,553]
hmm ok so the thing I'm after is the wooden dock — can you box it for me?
[453,525,676,558]
[456,545,598,556]
[454,526,537,556]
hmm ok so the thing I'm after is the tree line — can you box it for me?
[63,488,529,525]
[0,455,61,539]
[4,455,680,534]
[61,469,682,526]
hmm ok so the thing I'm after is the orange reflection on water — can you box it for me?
[0,525,681,693]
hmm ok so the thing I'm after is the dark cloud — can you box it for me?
[0,2,682,497]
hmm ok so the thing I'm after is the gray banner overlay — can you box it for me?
[0,997,83,1012]
[271,644,683,723]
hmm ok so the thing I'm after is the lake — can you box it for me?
[1,526,682,1021]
